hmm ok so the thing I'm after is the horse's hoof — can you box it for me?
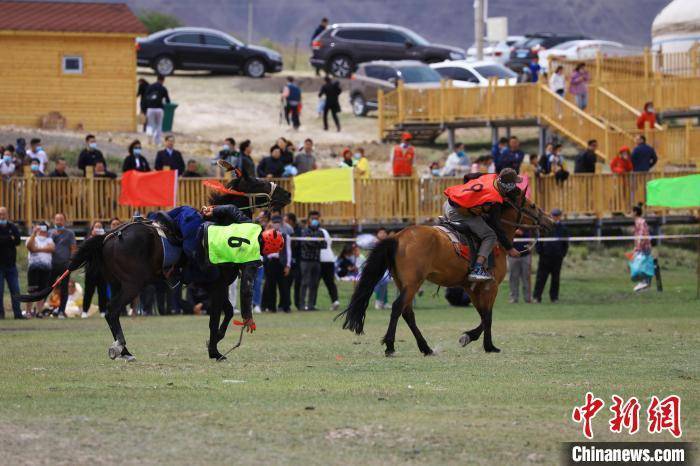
[216,356,227,362]
[485,346,501,353]
[423,349,434,356]
[459,334,471,347]
[385,350,395,357]
[117,354,136,362]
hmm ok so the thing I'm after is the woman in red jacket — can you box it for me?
[610,146,633,174]
[636,102,656,130]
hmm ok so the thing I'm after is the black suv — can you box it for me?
[137,27,283,78]
[310,23,465,78]
[506,33,589,71]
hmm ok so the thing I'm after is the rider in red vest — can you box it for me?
[443,168,522,281]
[390,132,415,177]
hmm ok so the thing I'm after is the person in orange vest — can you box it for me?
[443,168,522,281]
[389,132,415,177]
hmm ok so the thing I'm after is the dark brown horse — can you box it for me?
[18,170,291,361]
[337,190,553,356]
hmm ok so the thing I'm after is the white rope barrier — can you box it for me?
[289,234,700,243]
[20,234,699,243]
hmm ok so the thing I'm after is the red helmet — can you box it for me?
[261,229,284,255]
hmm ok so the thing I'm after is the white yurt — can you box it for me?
[651,0,700,53]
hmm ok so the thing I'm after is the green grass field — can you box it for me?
[1,246,698,465]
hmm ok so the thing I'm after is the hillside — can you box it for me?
[126,0,670,47]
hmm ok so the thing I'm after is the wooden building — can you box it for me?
[0,1,147,131]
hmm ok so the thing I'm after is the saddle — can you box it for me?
[434,217,498,268]
[105,214,183,273]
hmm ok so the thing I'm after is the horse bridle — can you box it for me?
[502,195,545,230]
[238,181,278,211]
[501,195,547,254]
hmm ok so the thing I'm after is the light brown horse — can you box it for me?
[337,190,554,356]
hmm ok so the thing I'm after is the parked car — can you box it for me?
[349,60,442,116]
[466,35,526,64]
[310,23,465,78]
[431,60,517,87]
[137,27,283,78]
[506,33,589,71]
[539,40,641,72]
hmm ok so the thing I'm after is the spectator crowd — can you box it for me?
[0,204,397,319]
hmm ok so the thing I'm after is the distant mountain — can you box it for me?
[125,0,670,47]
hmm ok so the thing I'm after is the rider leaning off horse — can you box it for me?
[161,203,285,274]
[443,168,523,282]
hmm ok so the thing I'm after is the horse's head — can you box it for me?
[209,168,292,210]
[502,187,554,233]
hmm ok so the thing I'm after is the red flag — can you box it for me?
[119,170,178,207]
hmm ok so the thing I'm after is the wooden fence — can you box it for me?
[379,80,700,164]
[548,47,700,84]
[2,172,697,227]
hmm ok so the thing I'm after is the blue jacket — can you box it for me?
[168,206,204,257]
[631,143,658,172]
[497,148,524,173]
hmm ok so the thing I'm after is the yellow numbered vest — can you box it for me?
[206,223,262,264]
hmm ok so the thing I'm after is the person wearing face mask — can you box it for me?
[81,221,108,319]
[29,158,45,177]
[77,134,106,176]
[217,137,240,169]
[636,101,657,130]
[354,147,370,179]
[26,138,48,173]
[440,142,471,177]
[48,212,77,319]
[299,211,327,311]
[122,139,151,172]
[0,206,25,319]
[390,132,415,177]
[0,149,16,179]
[25,222,55,318]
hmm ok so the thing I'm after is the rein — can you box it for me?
[204,179,278,211]
[502,196,543,253]
[240,181,277,211]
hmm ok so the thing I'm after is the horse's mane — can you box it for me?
[208,179,247,207]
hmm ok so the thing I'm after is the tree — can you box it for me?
[138,10,183,34]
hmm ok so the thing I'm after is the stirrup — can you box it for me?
[468,266,492,282]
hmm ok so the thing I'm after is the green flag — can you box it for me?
[647,174,700,208]
[293,168,355,203]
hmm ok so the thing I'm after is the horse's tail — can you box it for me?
[16,235,105,302]
[335,237,398,334]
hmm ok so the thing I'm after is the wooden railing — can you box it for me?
[603,77,700,113]
[2,172,698,226]
[379,80,700,163]
[548,47,700,84]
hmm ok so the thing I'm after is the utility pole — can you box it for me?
[247,0,253,44]
[474,0,484,60]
